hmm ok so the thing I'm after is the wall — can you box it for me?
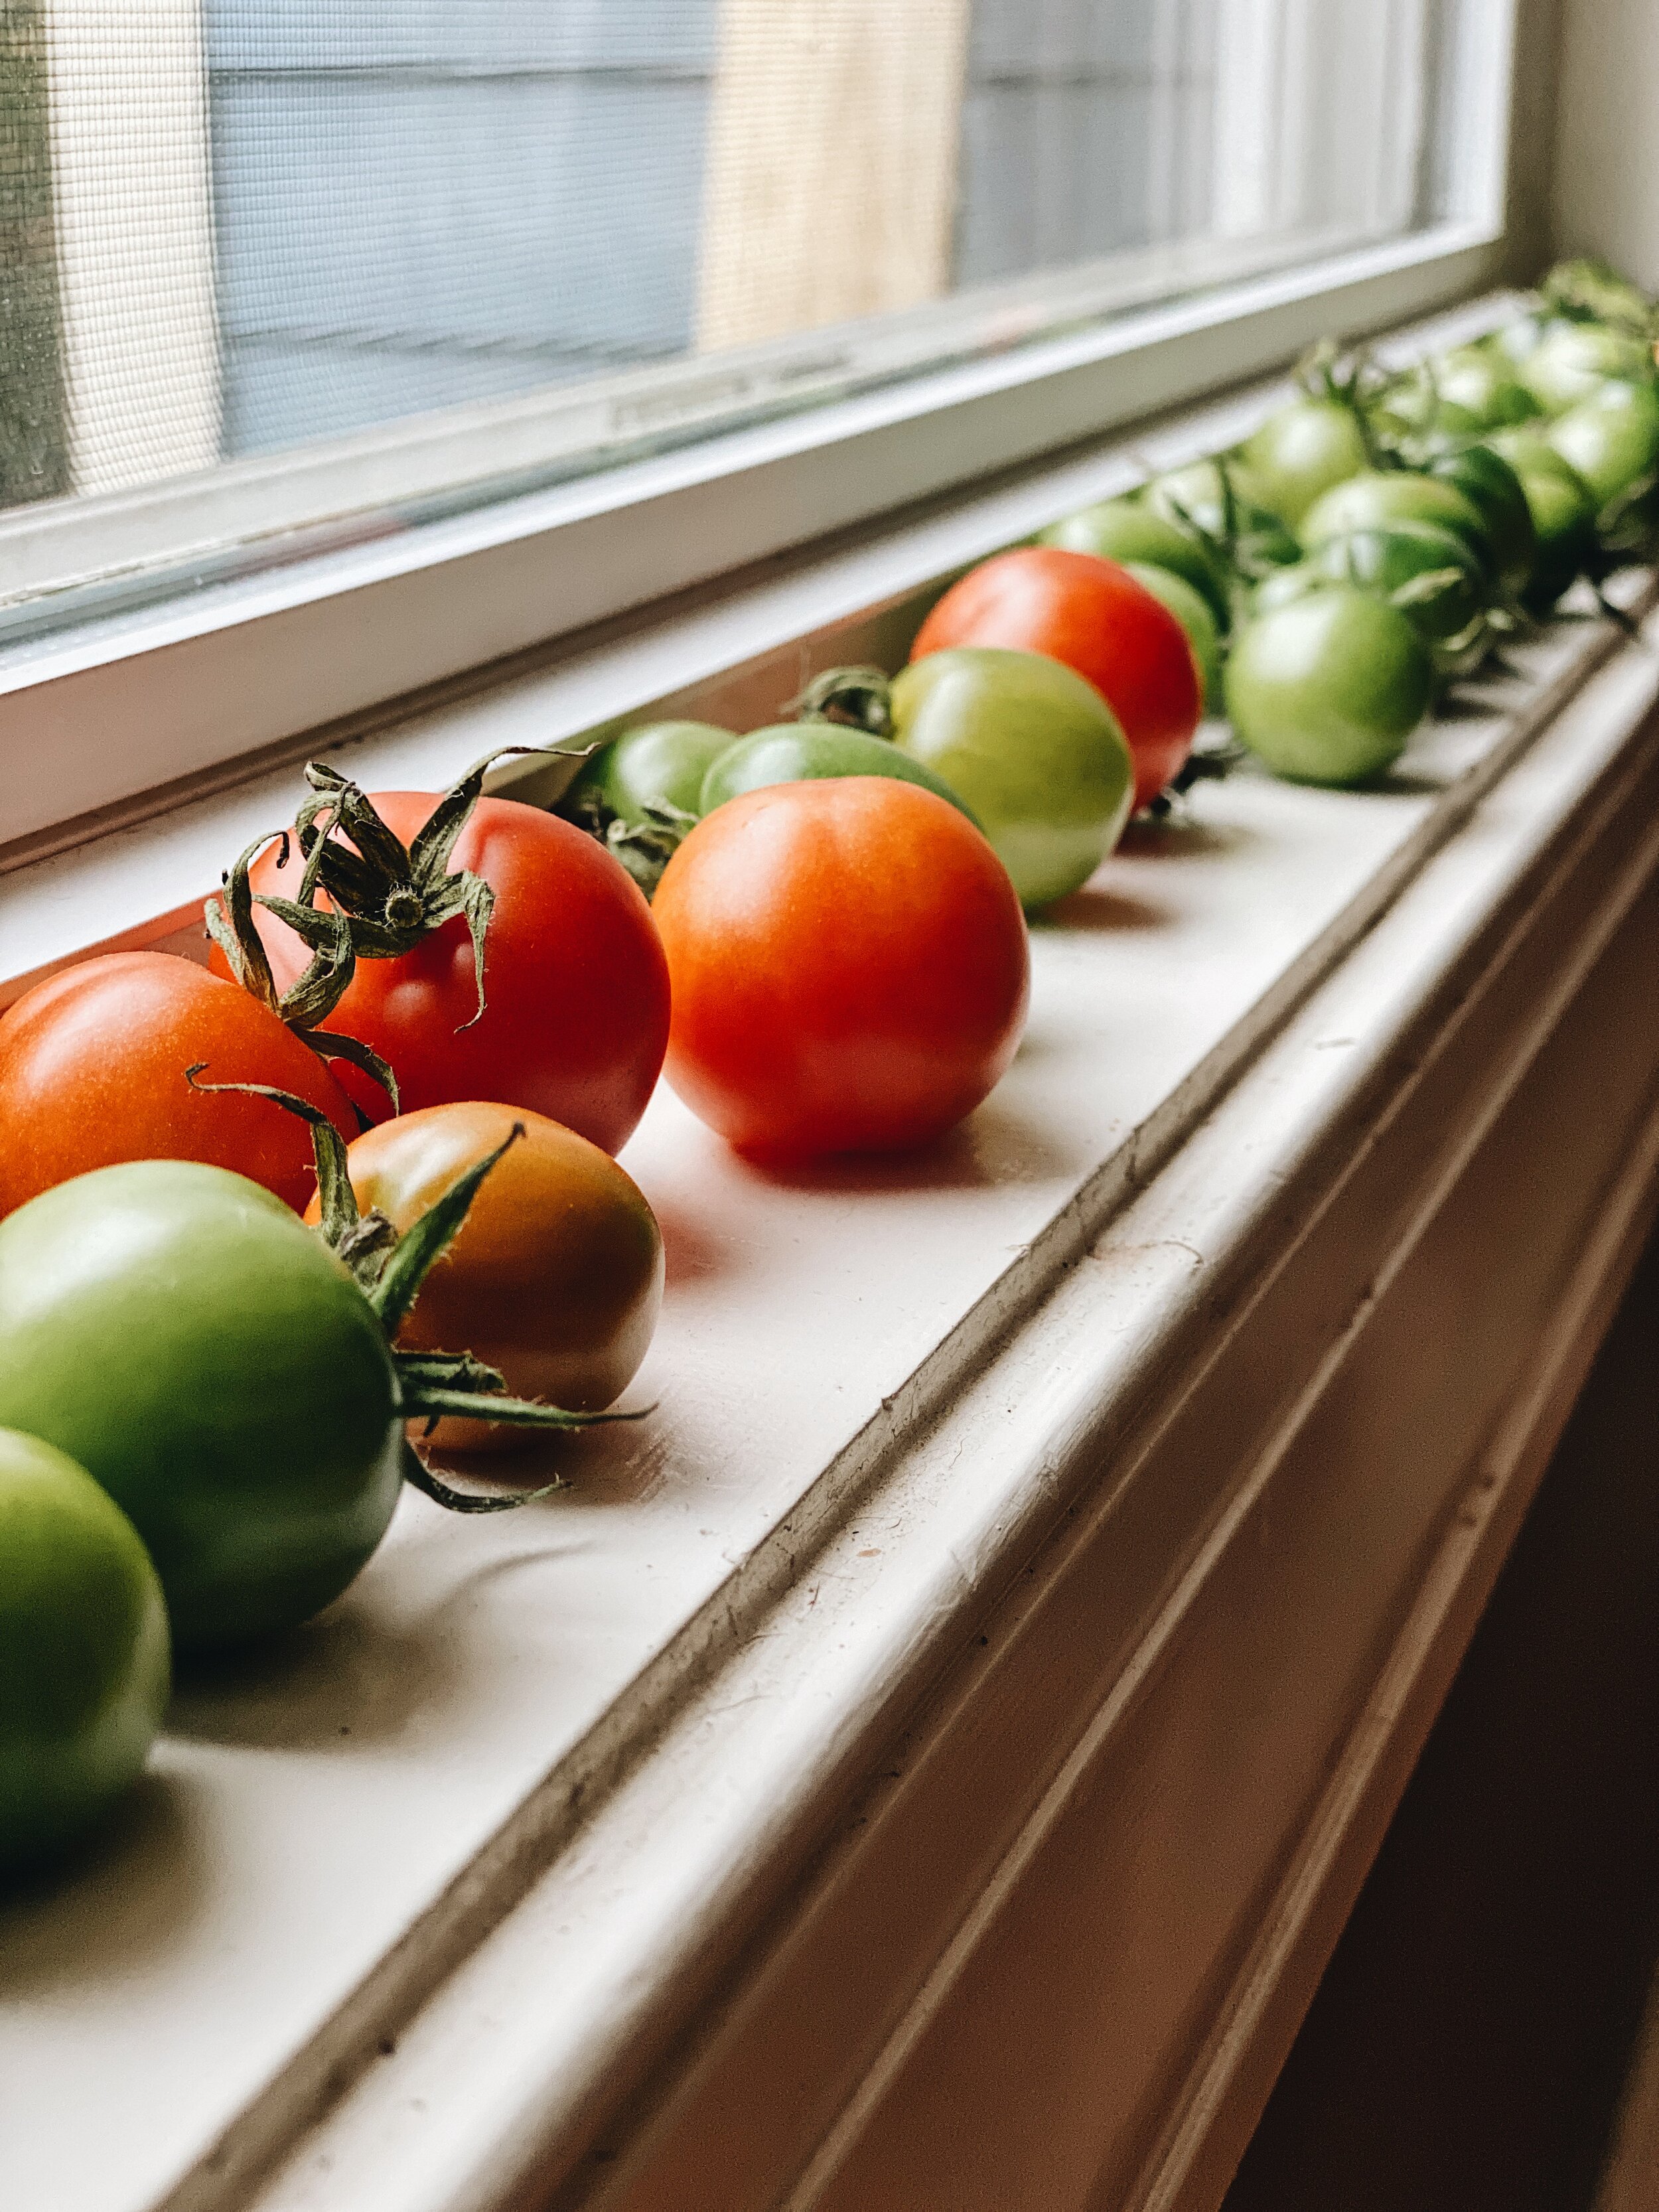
[1553,0,1659,291]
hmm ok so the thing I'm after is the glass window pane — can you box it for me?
[0,0,1500,621]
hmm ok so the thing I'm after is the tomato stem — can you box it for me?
[561,787,697,900]
[208,741,591,1076]
[399,1443,567,1514]
[788,664,895,735]
[205,825,401,1115]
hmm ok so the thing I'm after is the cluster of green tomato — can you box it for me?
[1059,263,1659,788]
[574,258,1659,846]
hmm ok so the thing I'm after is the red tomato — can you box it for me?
[0,952,354,1217]
[218,794,670,1155]
[654,778,1029,1157]
[909,547,1202,810]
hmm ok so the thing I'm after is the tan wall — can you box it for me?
[1553,0,1659,290]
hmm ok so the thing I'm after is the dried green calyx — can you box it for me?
[286,757,502,1023]
[1151,455,1298,597]
[561,785,698,901]
[206,743,584,1096]
[788,663,895,735]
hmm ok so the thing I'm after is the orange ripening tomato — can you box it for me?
[214,794,670,1155]
[909,546,1202,811]
[0,952,355,1217]
[311,1102,664,1451]
[653,777,1029,1157]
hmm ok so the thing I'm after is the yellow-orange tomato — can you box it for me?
[309,1102,663,1451]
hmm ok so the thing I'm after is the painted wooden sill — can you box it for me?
[3,583,1658,2212]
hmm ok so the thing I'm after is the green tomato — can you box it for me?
[565,719,737,828]
[1518,323,1654,413]
[1260,522,1488,677]
[1546,377,1659,510]
[1038,498,1230,626]
[1299,470,1491,565]
[1486,428,1599,609]
[1427,445,1537,598]
[1143,461,1303,564]
[0,1162,405,1655]
[1487,423,1589,486]
[1430,346,1541,431]
[1486,315,1548,370]
[1240,397,1369,526]
[0,1430,169,1876]
[1122,562,1223,711]
[889,646,1134,910]
[1224,588,1433,787]
[699,723,977,822]
[1541,257,1657,331]
[1520,470,1599,611]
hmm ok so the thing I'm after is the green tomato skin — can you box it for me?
[1250,561,1322,617]
[1121,562,1223,711]
[1427,445,1537,599]
[1542,258,1657,332]
[1486,315,1547,370]
[1488,430,1599,608]
[1517,466,1599,612]
[1267,522,1487,676]
[1518,323,1654,414]
[565,720,737,828]
[0,1430,169,1876]
[0,1163,405,1655]
[1487,425,1598,502]
[890,646,1134,911]
[1143,459,1233,532]
[1224,589,1433,788]
[1039,499,1230,626]
[1240,398,1369,526]
[1547,378,1659,511]
[1431,347,1541,431]
[1299,470,1491,565]
[699,724,977,823]
[1143,462,1302,563]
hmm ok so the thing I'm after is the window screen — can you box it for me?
[0,1,1490,595]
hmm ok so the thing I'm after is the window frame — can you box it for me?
[0,0,1523,859]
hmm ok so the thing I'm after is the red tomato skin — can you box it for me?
[0,952,355,1217]
[910,547,1202,810]
[654,778,1030,1157]
[218,794,671,1155]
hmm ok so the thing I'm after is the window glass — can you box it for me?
[0,0,1498,618]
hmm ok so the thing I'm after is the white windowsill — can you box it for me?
[4,526,1656,2209]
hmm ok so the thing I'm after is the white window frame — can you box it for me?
[0,0,1520,860]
